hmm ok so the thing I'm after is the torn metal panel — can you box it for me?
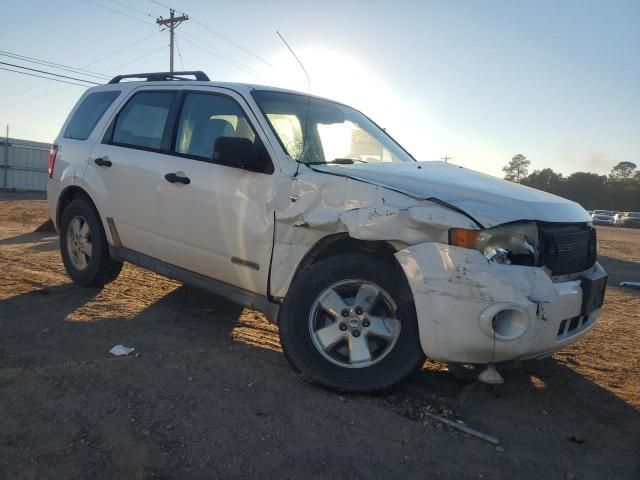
[269,172,478,299]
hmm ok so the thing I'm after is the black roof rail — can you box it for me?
[107,71,210,84]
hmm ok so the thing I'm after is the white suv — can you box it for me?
[47,71,607,392]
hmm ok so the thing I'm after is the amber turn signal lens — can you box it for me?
[449,228,480,248]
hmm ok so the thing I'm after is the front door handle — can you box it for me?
[164,172,191,185]
[94,157,112,167]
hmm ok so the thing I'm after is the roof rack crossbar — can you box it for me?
[107,71,210,84]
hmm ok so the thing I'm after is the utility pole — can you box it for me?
[441,155,451,163]
[156,9,188,73]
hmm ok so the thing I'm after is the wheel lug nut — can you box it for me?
[352,329,361,337]
[362,320,370,327]
[355,306,363,315]
[339,323,348,331]
[341,309,350,318]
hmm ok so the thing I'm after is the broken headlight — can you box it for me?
[449,222,539,266]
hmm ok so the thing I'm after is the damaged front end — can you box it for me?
[395,239,606,365]
[268,166,606,368]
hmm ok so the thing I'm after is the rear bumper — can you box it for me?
[395,242,605,364]
[46,178,61,231]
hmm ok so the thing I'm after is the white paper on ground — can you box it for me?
[109,344,135,356]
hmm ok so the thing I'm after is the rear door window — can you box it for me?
[112,91,175,150]
[64,91,120,140]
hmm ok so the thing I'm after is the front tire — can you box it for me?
[60,198,122,287]
[278,254,425,392]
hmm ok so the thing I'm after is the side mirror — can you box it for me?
[213,137,260,171]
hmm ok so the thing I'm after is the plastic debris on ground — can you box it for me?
[109,345,136,356]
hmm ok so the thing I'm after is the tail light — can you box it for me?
[47,145,58,178]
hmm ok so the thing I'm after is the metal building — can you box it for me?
[0,137,51,191]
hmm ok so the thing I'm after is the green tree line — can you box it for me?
[502,155,640,211]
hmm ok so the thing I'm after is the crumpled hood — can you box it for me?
[312,161,591,228]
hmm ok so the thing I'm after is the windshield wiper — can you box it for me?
[306,158,368,165]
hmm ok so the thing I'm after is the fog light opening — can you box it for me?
[491,309,528,339]
[479,304,531,341]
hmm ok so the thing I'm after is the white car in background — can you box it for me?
[617,212,640,228]
[613,212,626,226]
[592,210,615,226]
[46,71,608,392]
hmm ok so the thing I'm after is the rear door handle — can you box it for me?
[164,172,191,185]
[94,157,112,167]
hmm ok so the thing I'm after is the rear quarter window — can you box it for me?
[64,91,120,140]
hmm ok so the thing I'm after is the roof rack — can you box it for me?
[107,71,210,84]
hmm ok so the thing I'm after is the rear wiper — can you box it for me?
[306,158,368,165]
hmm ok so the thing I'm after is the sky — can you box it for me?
[1,0,638,178]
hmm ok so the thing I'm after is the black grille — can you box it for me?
[539,224,596,276]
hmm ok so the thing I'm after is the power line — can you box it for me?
[0,32,166,110]
[85,31,163,67]
[2,31,162,100]
[0,61,100,85]
[174,35,186,70]
[148,0,179,12]
[105,0,157,18]
[0,45,168,110]
[179,32,262,79]
[191,18,273,68]
[79,0,156,26]
[146,0,272,68]
[0,67,93,87]
[103,46,166,72]
[0,50,110,80]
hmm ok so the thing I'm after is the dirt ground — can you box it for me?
[1,192,638,480]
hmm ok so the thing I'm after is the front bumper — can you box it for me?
[395,242,605,364]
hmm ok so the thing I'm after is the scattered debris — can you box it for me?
[478,363,504,385]
[386,393,500,445]
[108,345,135,356]
[37,328,51,336]
[495,446,505,453]
[423,410,501,446]
[338,395,347,403]
[620,281,640,290]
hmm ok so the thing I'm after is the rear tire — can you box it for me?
[60,198,122,287]
[278,254,425,392]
